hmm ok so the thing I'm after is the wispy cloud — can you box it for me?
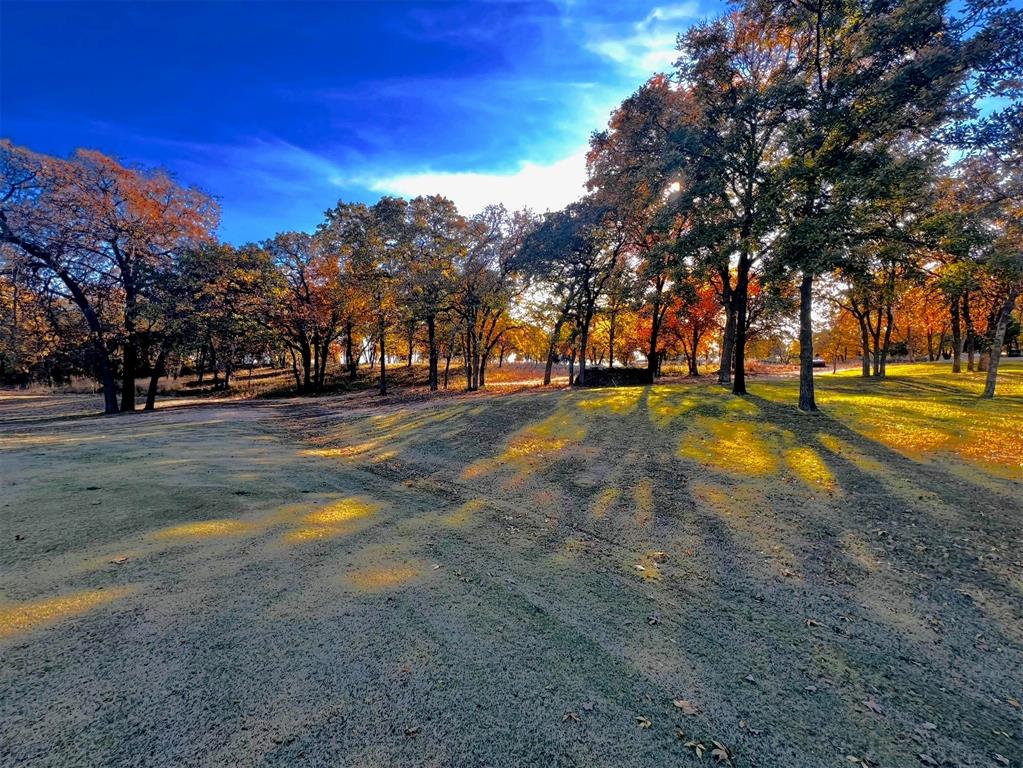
[579,2,703,75]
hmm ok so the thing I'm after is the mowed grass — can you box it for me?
[0,360,1020,768]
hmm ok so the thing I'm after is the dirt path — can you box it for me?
[1,380,1021,767]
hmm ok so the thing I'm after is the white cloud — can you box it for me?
[368,150,589,215]
[642,4,701,25]
[582,2,701,76]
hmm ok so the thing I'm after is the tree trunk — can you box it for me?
[196,344,206,386]
[857,315,870,377]
[950,296,962,373]
[121,338,137,412]
[144,346,167,412]
[798,271,817,412]
[379,326,387,396]
[289,348,301,390]
[647,276,666,379]
[300,343,312,393]
[719,303,735,386]
[578,315,591,387]
[982,286,1019,399]
[427,314,438,392]
[963,291,976,372]
[878,302,894,377]
[732,253,751,395]
[608,309,617,370]
[346,319,357,380]
[543,348,555,386]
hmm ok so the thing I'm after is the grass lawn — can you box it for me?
[1,361,1021,767]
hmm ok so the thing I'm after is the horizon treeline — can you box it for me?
[2,0,1021,414]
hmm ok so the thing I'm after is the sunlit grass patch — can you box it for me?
[0,586,135,639]
[680,417,778,475]
[439,497,489,527]
[576,386,642,414]
[784,446,837,492]
[285,496,383,542]
[590,487,620,519]
[346,562,422,591]
[748,362,1022,476]
[632,477,654,525]
[462,405,587,480]
[646,387,699,427]
[153,519,253,540]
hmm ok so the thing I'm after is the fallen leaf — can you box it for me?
[636,716,652,729]
[651,551,669,563]
[110,556,129,564]
[744,674,757,684]
[1007,697,1020,710]
[805,618,822,627]
[711,741,732,764]
[863,697,883,715]
[672,699,700,716]
[581,702,594,712]
[563,712,581,723]
[917,755,938,767]
[685,740,706,759]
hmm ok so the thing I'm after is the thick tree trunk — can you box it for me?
[858,316,870,377]
[732,254,751,395]
[798,271,817,412]
[982,286,1019,399]
[97,348,118,415]
[346,320,357,380]
[719,303,735,386]
[878,303,894,377]
[121,339,137,412]
[578,317,590,386]
[300,343,312,393]
[543,348,555,386]
[144,346,167,411]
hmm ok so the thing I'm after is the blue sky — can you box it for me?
[1,1,720,243]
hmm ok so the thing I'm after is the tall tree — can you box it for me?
[0,141,216,413]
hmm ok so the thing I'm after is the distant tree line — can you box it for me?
[2,0,1020,413]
